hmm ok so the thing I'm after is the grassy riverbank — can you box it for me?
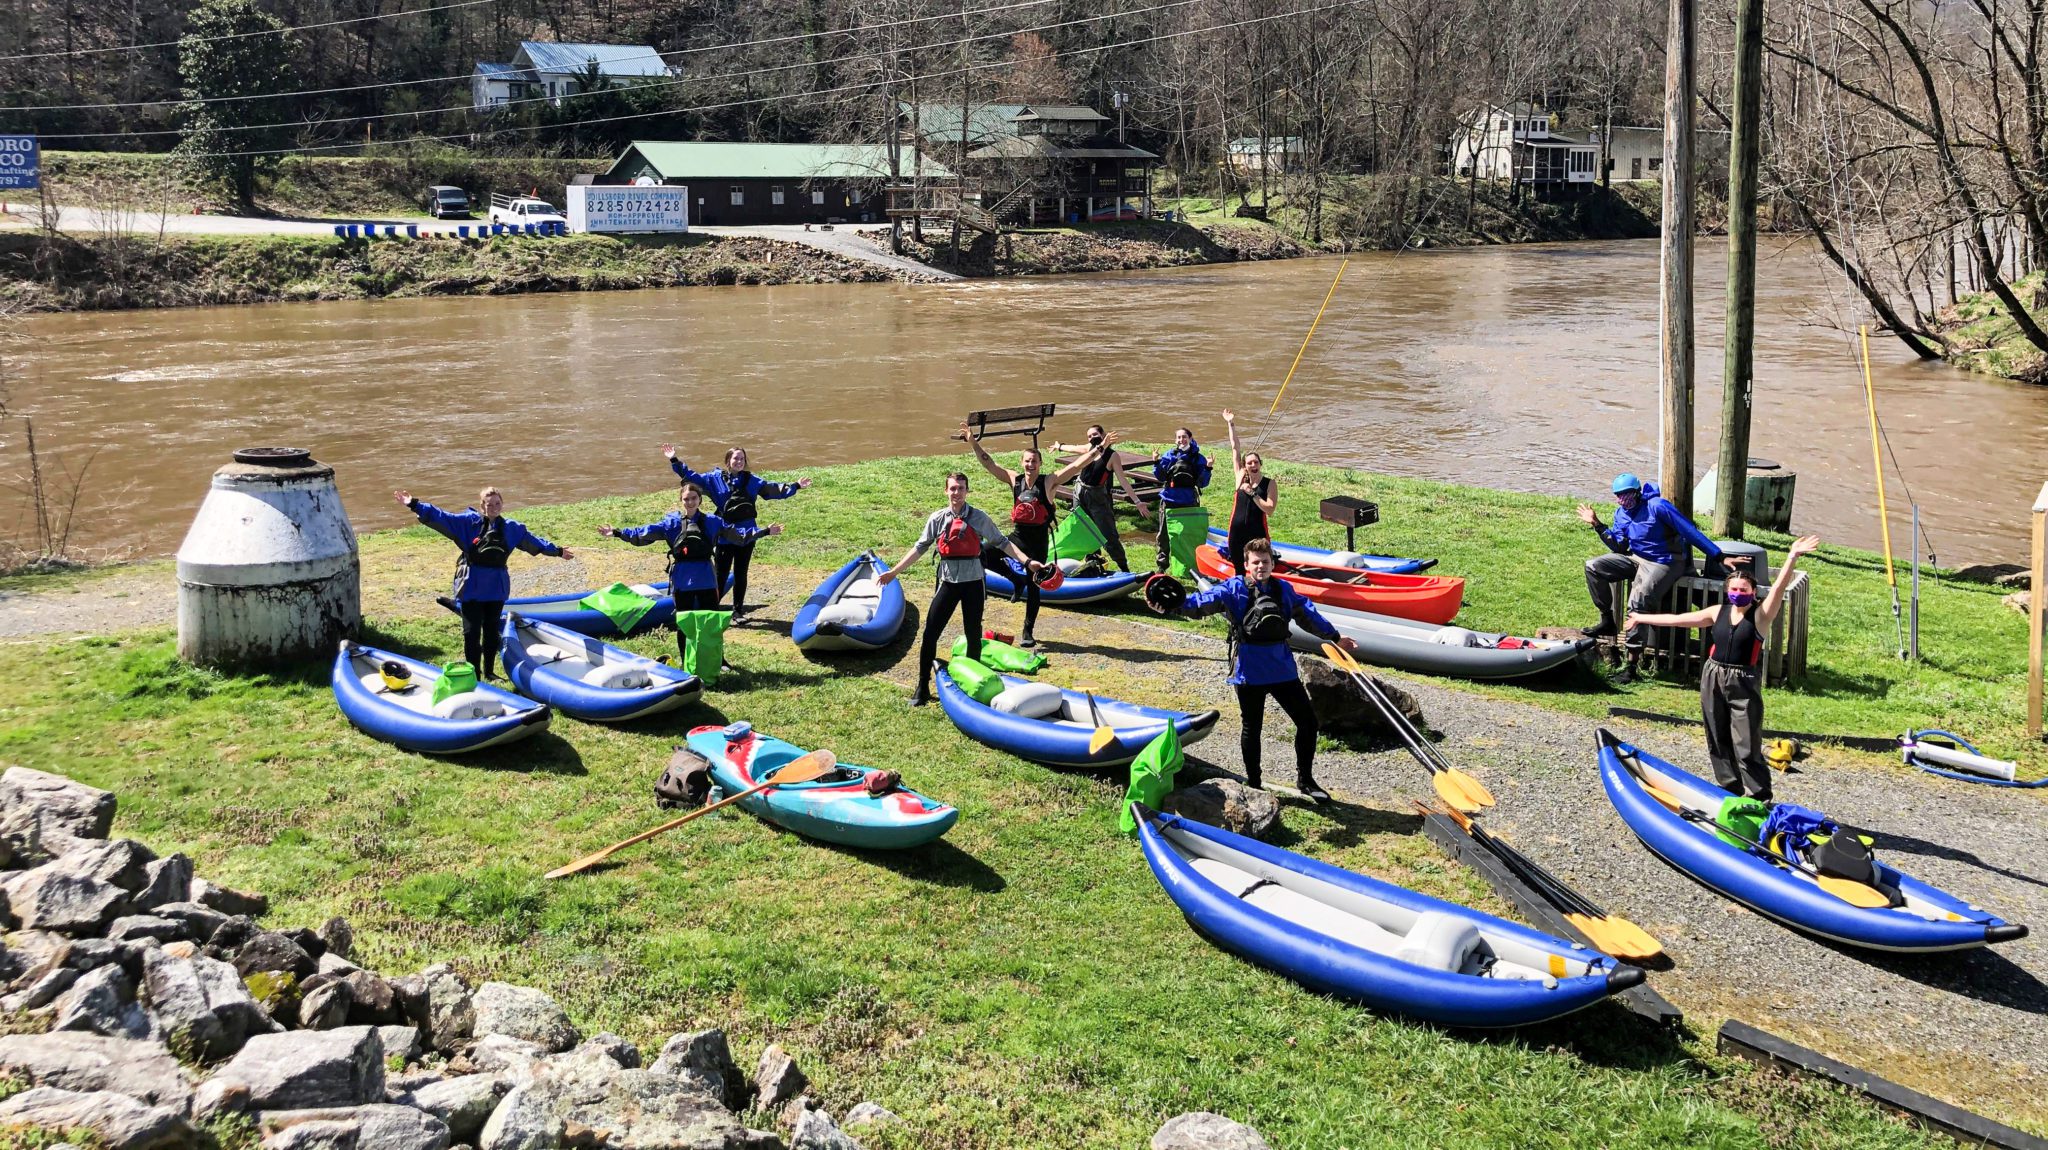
[1934,274,2048,384]
[38,149,598,218]
[0,453,2032,1147]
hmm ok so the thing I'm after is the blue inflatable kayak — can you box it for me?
[684,725,957,849]
[936,669,1217,768]
[1136,806,1639,1026]
[332,640,550,754]
[1205,528,1436,575]
[983,558,1141,605]
[501,614,701,723]
[1598,730,2026,953]
[504,581,676,637]
[791,553,906,652]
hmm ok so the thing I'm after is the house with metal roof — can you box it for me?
[1448,103,1597,194]
[898,101,1157,226]
[471,42,672,111]
[1225,136,1305,174]
[602,141,952,226]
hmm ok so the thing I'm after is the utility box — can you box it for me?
[1694,459,1797,532]
[176,447,359,669]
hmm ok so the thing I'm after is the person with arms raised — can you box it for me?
[962,421,1115,647]
[1579,472,1727,683]
[599,484,782,671]
[1048,423,1151,574]
[1220,410,1278,571]
[664,444,810,624]
[394,486,574,681]
[1152,425,1214,574]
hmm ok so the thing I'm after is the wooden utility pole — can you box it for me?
[2031,481,2047,739]
[1714,0,1764,537]
[1659,0,1696,518]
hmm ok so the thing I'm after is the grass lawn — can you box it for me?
[0,452,2027,1148]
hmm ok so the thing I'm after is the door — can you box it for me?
[1631,156,1642,180]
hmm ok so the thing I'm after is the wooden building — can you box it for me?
[602,141,951,226]
[899,102,1158,227]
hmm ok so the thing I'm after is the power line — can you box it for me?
[180,0,1361,159]
[35,0,1206,141]
[0,0,496,63]
[2,0,1061,113]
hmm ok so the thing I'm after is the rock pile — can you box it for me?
[0,767,883,1150]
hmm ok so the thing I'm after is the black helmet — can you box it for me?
[1143,573,1187,614]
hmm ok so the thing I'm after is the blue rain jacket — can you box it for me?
[671,459,801,526]
[1598,481,1724,567]
[1153,445,1213,508]
[410,501,561,603]
[616,511,768,592]
[1184,575,1341,685]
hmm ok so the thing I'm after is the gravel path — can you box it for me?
[9,560,2045,1129]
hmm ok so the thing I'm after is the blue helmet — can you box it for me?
[1611,473,1643,495]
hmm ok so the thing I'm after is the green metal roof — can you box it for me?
[607,141,952,181]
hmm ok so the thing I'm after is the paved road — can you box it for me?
[0,205,953,279]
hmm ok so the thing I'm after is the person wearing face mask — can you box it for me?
[876,471,1046,706]
[1152,425,1213,574]
[963,421,1113,646]
[663,444,811,624]
[394,486,575,681]
[1049,423,1151,574]
[1220,409,1278,571]
[1626,535,1820,801]
[1578,472,1727,682]
[599,485,783,669]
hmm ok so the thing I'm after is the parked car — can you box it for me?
[489,193,567,230]
[426,185,471,218]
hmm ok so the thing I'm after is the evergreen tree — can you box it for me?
[174,0,299,209]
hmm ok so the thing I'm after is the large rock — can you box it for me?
[110,914,190,944]
[1298,657,1424,736]
[52,962,152,1039]
[52,838,154,892]
[299,980,353,1030]
[0,1032,196,1112]
[316,917,354,960]
[1162,779,1281,839]
[1,865,129,933]
[0,1086,194,1150]
[470,982,577,1053]
[401,1074,507,1143]
[465,1033,547,1084]
[258,1105,450,1150]
[140,947,271,1060]
[0,767,116,841]
[196,1026,387,1115]
[842,1102,896,1130]
[576,1032,641,1069]
[754,1044,807,1111]
[480,1068,745,1150]
[1151,1112,1272,1150]
[191,877,269,919]
[415,964,474,1053]
[649,1028,743,1110]
[136,855,194,911]
[2,964,77,1011]
[341,971,401,1026]
[235,932,319,983]
[2006,589,2032,615]
[787,1103,857,1150]
[376,1024,421,1064]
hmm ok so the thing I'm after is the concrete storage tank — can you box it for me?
[177,447,360,668]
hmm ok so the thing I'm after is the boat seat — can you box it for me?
[990,682,1065,719]
[583,662,653,690]
[359,670,420,697]
[1396,910,1484,974]
[432,691,507,720]
[1187,856,1405,954]
[840,578,882,601]
[526,643,574,663]
[816,600,875,627]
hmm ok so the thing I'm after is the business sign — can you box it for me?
[566,184,689,234]
[0,136,38,191]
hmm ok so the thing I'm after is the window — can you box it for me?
[1648,157,1663,171]
[849,189,863,205]
[1498,118,1509,130]
[811,189,825,206]
[729,185,744,206]
[771,186,785,205]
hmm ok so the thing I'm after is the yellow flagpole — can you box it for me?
[1268,258,1349,417]
[1860,325,1905,656]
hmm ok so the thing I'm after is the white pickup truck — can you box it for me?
[488,193,567,229]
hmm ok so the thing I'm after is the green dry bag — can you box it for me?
[430,661,479,707]
[1051,507,1109,561]
[1712,795,1771,849]
[675,610,731,686]
[578,582,659,634]
[1163,506,1210,580]
[946,656,1004,704]
[1120,721,1185,834]
[950,634,1046,674]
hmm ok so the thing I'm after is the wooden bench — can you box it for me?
[1599,568,1810,685]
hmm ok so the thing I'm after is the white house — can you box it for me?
[471,42,672,111]
[1449,103,1598,190]
[1584,125,1665,182]
[1224,136,1304,174]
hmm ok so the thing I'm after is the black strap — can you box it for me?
[1235,878,1276,899]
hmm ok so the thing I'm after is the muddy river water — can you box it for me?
[15,236,2046,563]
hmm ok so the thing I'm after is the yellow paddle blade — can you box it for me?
[1089,726,1117,755]
[1816,874,1892,909]
[1432,771,1482,814]
[1599,915,1664,960]
[1564,913,1622,958]
[1446,768,1496,808]
[1641,782,1687,813]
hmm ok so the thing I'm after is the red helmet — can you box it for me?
[1143,573,1187,613]
[1031,562,1066,592]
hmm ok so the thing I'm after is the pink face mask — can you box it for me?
[1727,589,1756,608]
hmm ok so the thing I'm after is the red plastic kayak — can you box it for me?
[1195,544,1465,625]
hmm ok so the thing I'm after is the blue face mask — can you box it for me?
[1727,589,1756,608]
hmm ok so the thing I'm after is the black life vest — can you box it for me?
[465,517,512,569]
[1080,446,1112,490]
[721,471,758,524]
[1164,451,1202,490]
[1240,578,1291,644]
[1708,600,1763,668]
[667,515,713,567]
[1011,474,1053,527]
[936,511,983,558]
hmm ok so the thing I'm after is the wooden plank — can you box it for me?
[1418,812,1683,1027]
[1717,1020,2048,1150]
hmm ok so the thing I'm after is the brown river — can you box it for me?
[14,237,2047,563]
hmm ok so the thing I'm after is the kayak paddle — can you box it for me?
[1322,643,1494,812]
[545,749,837,879]
[1082,689,1117,756]
[1673,807,1891,909]
[1423,801,1662,961]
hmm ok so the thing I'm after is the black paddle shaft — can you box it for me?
[1466,819,1601,918]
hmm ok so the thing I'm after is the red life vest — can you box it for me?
[937,512,983,558]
